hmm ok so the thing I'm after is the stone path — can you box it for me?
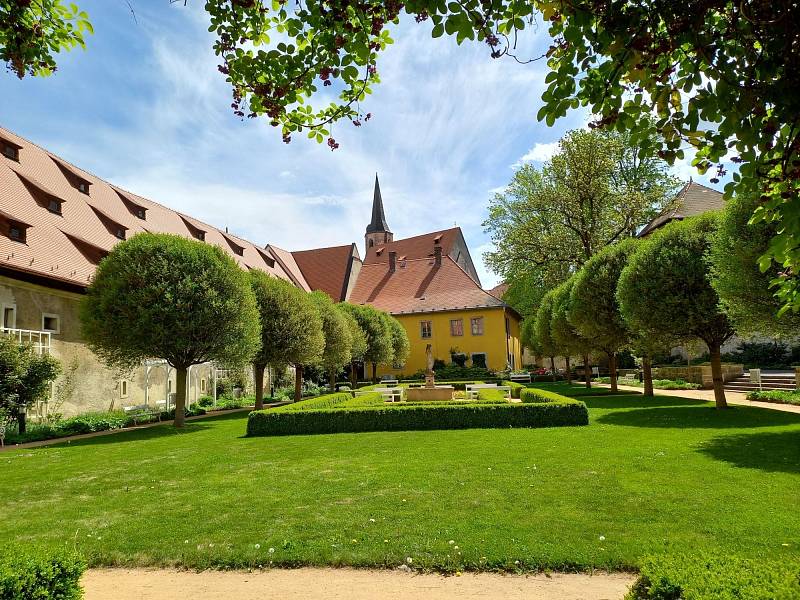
[82,568,635,600]
[597,383,800,414]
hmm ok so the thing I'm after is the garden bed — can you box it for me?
[745,389,800,406]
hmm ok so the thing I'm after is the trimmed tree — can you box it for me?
[249,271,324,405]
[709,192,800,336]
[617,214,735,408]
[81,233,260,427]
[551,278,595,387]
[385,315,410,373]
[339,304,393,383]
[533,290,560,381]
[337,303,368,388]
[309,291,352,392]
[569,238,638,393]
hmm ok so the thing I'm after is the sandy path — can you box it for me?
[82,568,635,600]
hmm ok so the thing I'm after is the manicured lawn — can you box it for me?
[1,393,798,573]
[526,381,641,396]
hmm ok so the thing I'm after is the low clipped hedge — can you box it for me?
[500,380,526,398]
[247,399,588,436]
[275,392,352,412]
[0,547,85,600]
[520,387,569,403]
[628,554,800,600]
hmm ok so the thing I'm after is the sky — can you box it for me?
[0,2,720,288]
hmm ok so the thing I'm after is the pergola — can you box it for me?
[142,360,224,410]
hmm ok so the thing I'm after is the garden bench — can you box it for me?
[380,378,399,386]
[466,383,512,400]
[356,387,403,402]
[619,374,638,385]
[123,404,161,424]
[508,372,531,383]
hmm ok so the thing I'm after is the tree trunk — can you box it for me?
[350,362,358,388]
[329,368,337,392]
[608,352,618,393]
[174,366,188,428]
[371,362,377,383]
[565,357,572,384]
[709,343,728,409]
[642,355,654,397]
[584,354,591,388]
[253,363,265,410]
[294,365,303,403]
[550,356,556,382]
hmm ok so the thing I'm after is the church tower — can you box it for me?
[365,174,393,251]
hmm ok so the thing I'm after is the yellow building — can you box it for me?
[343,177,522,377]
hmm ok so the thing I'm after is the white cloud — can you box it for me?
[515,141,559,165]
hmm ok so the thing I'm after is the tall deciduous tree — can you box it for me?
[617,215,735,408]
[81,233,260,427]
[484,128,678,287]
[308,291,353,392]
[550,278,594,387]
[249,271,324,406]
[337,303,368,388]
[533,290,559,381]
[385,315,410,373]
[569,238,638,393]
[709,193,800,336]
[338,303,393,384]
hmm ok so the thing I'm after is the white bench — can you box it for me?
[508,372,531,383]
[380,378,399,386]
[356,387,403,402]
[465,384,512,400]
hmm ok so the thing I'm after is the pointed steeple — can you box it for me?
[366,174,391,234]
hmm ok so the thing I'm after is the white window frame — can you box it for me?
[1,303,17,329]
[41,312,61,334]
[420,320,432,339]
[470,317,484,336]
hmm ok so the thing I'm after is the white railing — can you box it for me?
[1,327,52,354]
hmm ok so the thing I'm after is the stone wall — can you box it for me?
[652,364,743,388]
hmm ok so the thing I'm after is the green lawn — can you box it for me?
[1,393,798,573]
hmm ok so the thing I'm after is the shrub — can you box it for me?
[520,388,569,403]
[58,411,130,435]
[247,400,588,436]
[342,392,384,407]
[197,395,215,408]
[0,547,85,600]
[628,554,800,600]
[159,405,206,421]
[275,392,352,412]
[745,389,800,406]
[408,365,495,380]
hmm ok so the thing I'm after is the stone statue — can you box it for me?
[425,344,435,388]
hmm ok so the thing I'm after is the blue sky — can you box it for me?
[0,2,714,288]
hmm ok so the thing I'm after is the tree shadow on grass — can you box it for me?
[583,395,702,410]
[595,403,800,429]
[698,430,800,474]
[30,411,248,450]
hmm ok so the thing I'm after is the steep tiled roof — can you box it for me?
[291,243,358,301]
[638,181,725,237]
[0,126,301,290]
[363,227,460,264]
[486,282,508,300]
[349,254,504,314]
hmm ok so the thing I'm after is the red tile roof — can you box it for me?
[0,126,301,290]
[349,254,504,315]
[291,243,358,301]
[638,181,725,237]
[486,282,508,300]
[363,227,460,264]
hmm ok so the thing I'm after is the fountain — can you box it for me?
[406,344,454,401]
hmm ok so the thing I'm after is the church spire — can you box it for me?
[365,174,393,251]
[366,173,390,234]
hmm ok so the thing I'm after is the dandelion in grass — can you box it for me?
[406,557,413,564]
[269,547,275,554]
[255,543,261,549]
[599,535,605,541]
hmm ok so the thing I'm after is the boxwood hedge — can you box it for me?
[247,398,588,436]
[520,388,568,403]
[628,554,800,600]
[0,547,85,600]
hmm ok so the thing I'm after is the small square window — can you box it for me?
[420,320,432,339]
[77,181,89,194]
[2,144,19,161]
[471,352,487,369]
[195,231,205,242]
[2,305,16,329]
[8,223,26,243]
[136,208,145,219]
[47,198,62,214]
[115,228,125,240]
[470,317,484,336]
[42,313,60,334]
[449,319,463,336]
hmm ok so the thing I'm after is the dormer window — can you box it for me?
[113,189,147,221]
[115,228,125,240]
[50,156,91,195]
[1,140,20,161]
[223,234,245,256]
[89,206,127,241]
[179,215,207,242]
[48,198,62,214]
[77,181,89,194]
[7,221,28,243]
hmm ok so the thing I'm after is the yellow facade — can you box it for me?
[377,307,522,377]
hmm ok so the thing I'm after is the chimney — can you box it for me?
[389,251,397,273]
[434,244,442,267]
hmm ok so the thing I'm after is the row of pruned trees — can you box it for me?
[526,192,800,410]
[80,233,409,426]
